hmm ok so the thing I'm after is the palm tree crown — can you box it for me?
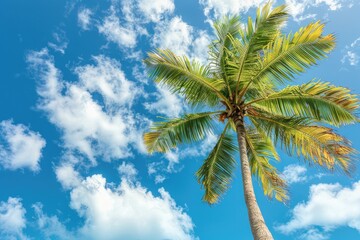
[143,2,359,239]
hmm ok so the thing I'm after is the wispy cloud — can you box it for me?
[342,37,360,66]
[78,8,92,30]
[98,7,138,49]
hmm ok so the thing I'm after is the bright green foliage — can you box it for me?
[143,2,359,204]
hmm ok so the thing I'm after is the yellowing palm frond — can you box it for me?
[248,80,359,126]
[249,113,356,174]
[245,127,288,202]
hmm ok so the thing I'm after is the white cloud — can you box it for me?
[199,0,267,18]
[165,149,180,172]
[75,55,137,106]
[282,164,307,184]
[48,31,68,54]
[118,162,138,181]
[199,0,345,21]
[144,85,184,118]
[0,197,27,240]
[121,0,174,24]
[152,16,212,63]
[33,203,73,240]
[190,30,211,64]
[78,8,92,30]
[0,120,46,172]
[152,16,193,56]
[299,228,329,240]
[342,37,360,66]
[27,49,146,163]
[68,173,195,240]
[278,181,360,237]
[342,51,359,66]
[98,8,137,49]
[55,164,82,190]
[285,0,342,21]
[155,175,166,184]
[137,0,175,22]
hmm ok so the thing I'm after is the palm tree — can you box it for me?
[143,2,359,240]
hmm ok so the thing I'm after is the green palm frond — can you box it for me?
[209,15,241,97]
[144,49,228,107]
[196,124,237,204]
[144,112,218,153]
[232,3,288,99]
[247,80,359,126]
[249,113,356,174]
[241,21,335,98]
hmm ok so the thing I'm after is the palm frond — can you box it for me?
[245,127,288,202]
[144,112,218,153]
[232,3,288,100]
[196,124,237,204]
[248,113,356,174]
[209,15,241,98]
[144,49,228,107]
[241,21,335,98]
[247,80,359,126]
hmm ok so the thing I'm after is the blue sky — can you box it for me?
[1,0,360,239]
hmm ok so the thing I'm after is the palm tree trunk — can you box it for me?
[234,117,274,240]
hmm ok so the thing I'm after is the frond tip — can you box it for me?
[143,112,216,153]
[196,126,237,204]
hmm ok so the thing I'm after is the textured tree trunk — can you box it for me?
[234,117,274,240]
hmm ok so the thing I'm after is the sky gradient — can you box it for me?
[1,0,360,239]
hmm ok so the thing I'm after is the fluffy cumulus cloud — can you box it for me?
[53,162,196,240]
[342,37,360,66]
[78,8,92,30]
[282,164,307,184]
[0,197,27,240]
[278,181,360,238]
[55,164,82,190]
[27,49,146,163]
[0,120,46,172]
